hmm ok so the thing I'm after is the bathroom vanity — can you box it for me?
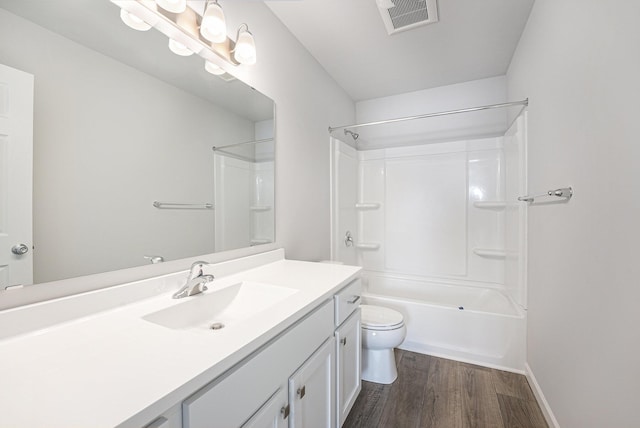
[0,250,361,427]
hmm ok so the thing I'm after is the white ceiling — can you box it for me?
[266,0,535,101]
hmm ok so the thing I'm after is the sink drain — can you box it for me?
[209,322,225,330]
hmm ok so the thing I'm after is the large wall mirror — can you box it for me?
[0,0,275,288]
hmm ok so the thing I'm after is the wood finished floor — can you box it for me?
[344,350,547,428]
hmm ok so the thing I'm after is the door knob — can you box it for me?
[11,244,29,255]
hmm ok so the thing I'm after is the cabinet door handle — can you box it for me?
[297,385,306,399]
[347,295,361,304]
[341,337,347,346]
[281,404,290,419]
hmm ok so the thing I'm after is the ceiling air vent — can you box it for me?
[376,0,439,35]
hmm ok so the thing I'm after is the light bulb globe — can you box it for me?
[156,0,187,14]
[168,39,193,56]
[205,61,226,75]
[234,30,256,65]
[120,9,151,31]
[201,2,227,43]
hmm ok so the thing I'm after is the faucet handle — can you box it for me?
[189,261,210,278]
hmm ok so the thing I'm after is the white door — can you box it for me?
[288,338,335,428]
[0,64,34,289]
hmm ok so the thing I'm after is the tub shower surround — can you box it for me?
[333,113,527,372]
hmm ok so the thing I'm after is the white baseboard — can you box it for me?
[398,341,525,375]
[525,363,560,428]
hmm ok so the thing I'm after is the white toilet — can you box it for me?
[361,304,407,384]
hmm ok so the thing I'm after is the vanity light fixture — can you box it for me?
[200,0,227,43]
[112,0,257,75]
[233,24,256,65]
[120,9,152,31]
[155,0,186,14]
[168,38,194,56]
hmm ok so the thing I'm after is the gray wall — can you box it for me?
[221,3,356,262]
[507,0,640,426]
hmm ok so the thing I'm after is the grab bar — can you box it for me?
[518,187,573,203]
[153,201,213,209]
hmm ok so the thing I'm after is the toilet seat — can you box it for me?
[361,304,404,331]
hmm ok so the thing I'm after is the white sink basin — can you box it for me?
[143,281,298,331]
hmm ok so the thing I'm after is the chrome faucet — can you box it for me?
[172,261,214,299]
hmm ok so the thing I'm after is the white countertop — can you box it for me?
[0,251,361,427]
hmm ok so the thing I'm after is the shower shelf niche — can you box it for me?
[355,202,381,210]
[355,242,380,250]
[473,201,518,210]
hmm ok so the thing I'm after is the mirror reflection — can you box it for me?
[214,138,275,252]
[0,0,275,287]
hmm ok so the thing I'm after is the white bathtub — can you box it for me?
[362,272,526,373]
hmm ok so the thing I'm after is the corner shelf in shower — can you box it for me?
[355,202,381,210]
[473,248,507,258]
[473,201,518,210]
[355,242,380,250]
[250,206,272,212]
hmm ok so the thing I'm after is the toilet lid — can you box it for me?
[361,305,404,329]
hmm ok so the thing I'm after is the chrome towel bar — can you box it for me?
[153,201,213,209]
[518,187,573,203]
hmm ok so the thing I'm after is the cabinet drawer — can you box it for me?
[334,279,362,327]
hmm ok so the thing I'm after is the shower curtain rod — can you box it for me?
[213,148,274,163]
[211,138,273,151]
[328,99,528,133]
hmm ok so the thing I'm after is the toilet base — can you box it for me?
[361,348,398,384]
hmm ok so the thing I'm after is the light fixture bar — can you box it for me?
[111,0,241,69]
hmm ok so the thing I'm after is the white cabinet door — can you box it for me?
[336,309,361,427]
[243,388,288,428]
[0,63,33,289]
[289,338,335,428]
